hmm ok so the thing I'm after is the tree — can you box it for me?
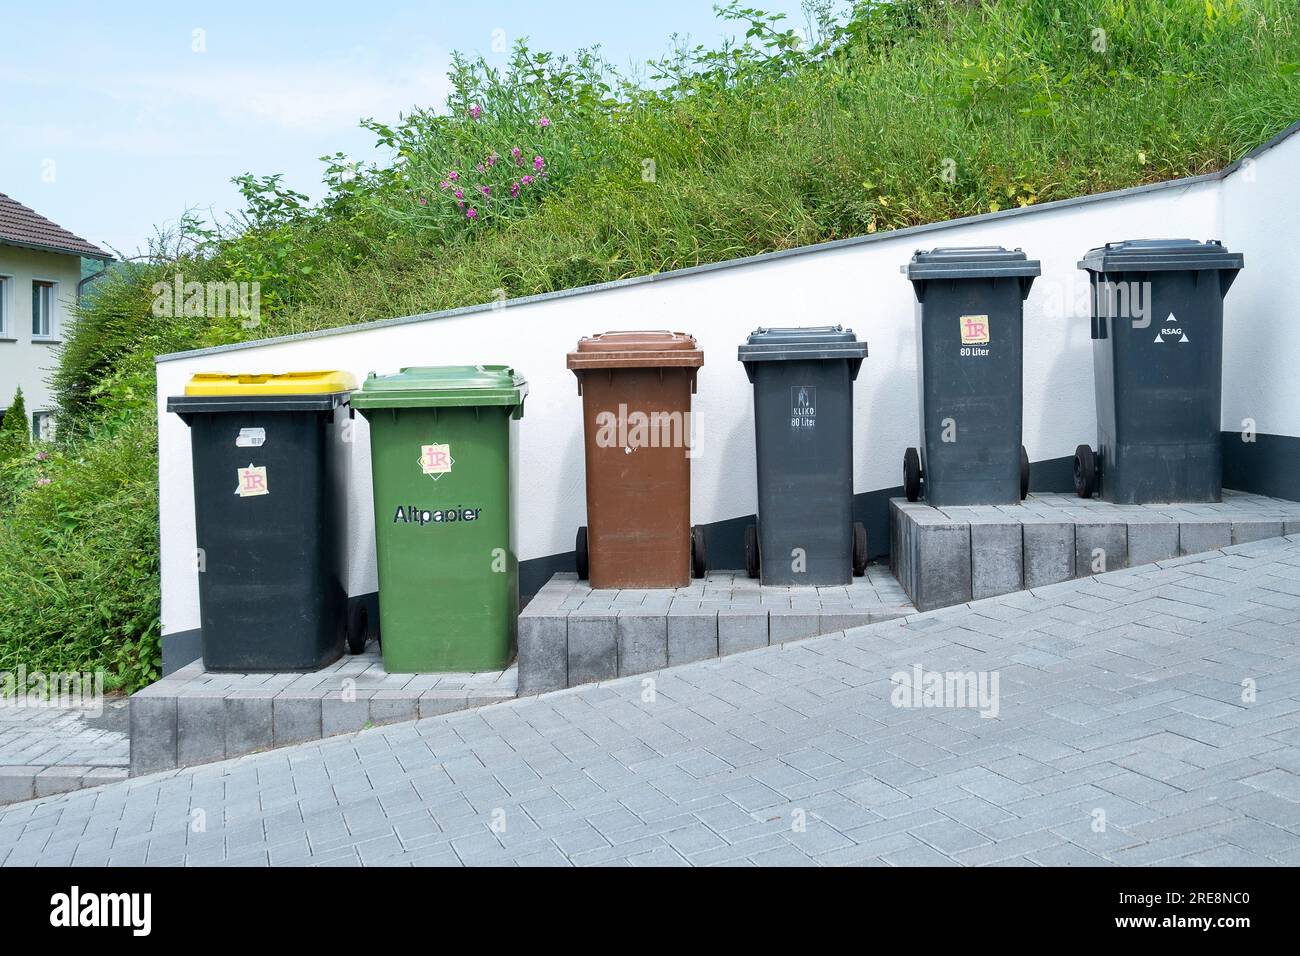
[0,387,31,463]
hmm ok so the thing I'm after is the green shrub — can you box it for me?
[0,410,160,690]
[0,387,30,466]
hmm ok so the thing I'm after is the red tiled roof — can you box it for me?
[0,191,111,260]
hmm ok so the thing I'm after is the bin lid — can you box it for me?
[737,326,867,376]
[167,370,356,415]
[567,331,704,371]
[904,246,1042,281]
[1078,238,1244,274]
[349,365,528,412]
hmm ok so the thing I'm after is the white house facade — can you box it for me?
[0,191,111,436]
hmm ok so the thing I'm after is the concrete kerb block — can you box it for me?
[567,613,618,687]
[322,689,375,736]
[818,611,875,633]
[34,766,86,799]
[128,693,178,777]
[369,690,419,726]
[177,692,228,766]
[1179,521,1231,556]
[517,613,568,695]
[1231,520,1284,546]
[419,687,469,718]
[1022,519,1075,589]
[969,519,1023,600]
[616,610,669,677]
[666,607,718,666]
[1126,519,1180,566]
[913,520,972,612]
[718,609,769,656]
[272,692,324,747]
[224,690,275,759]
[0,766,38,804]
[768,609,821,645]
[1074,522,1128,577]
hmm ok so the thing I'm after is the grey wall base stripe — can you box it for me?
[158,444,1281,674]
[1223,432,1300,502]
[161,629,202,676]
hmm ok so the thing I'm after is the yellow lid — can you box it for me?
[183,371,357,396]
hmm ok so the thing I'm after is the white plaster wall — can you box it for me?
[0,246,81,421]
[157,135,1298,638]
[1220,131,1300,438]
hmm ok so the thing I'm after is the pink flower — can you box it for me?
[510,181,520,198]
[521,175,534,186]
[36,477,52,487]
[469,104,482,119]
[454,189,464,199]
[533,155,544,171]
[35,451,49,462]
[418,196,428,206]
[438,180,451,189]
[538,116,551,128]
[475,162,485,173]
[511,147,523,164]
[480,185,491,196]
[447,170,460,181]
[466,207,478,219]
[486,151,498,167]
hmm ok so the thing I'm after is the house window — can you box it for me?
[32,280,55,339]
[0,275,12,337]
[32,411,56,441]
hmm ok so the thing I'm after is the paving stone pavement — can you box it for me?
[0,702,130,805]
[2,535,1300,867]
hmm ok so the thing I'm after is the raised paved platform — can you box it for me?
[129,648,516,777]
[892,490,1300,611]
[517,565,912,695]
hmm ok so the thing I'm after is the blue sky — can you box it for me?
[2,1,810,257]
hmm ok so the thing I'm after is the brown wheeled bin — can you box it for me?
[567,331,706,589]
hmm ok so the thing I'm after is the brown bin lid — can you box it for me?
[567,331,704,371]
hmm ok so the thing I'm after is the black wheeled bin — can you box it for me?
[738,326,868,585]
[902,246,1040,506]
[1073,240,1243,503]
[167,371,355,671]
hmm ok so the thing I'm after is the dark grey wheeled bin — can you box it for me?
[903,246,1040,506]
[738,326,868,585]
[1073,239,1243,503]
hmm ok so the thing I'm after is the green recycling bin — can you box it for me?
[351,366,528,672]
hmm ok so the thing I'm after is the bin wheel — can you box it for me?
[852,522,868,577]
[575,526,590,581]
[903,447,922,502]
[1020,445,1031,501]
[1074,444,1097,499]
[691,525,707,579]
[744,525,760,579]
[346,602,372,655]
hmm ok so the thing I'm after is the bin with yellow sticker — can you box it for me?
[168,371,356,671]
[351,366,527,672]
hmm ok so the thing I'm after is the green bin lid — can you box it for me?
[350,365,528,412]
[737,326,867,380]
[904,246,1042,281]
[1078,238,1244,274]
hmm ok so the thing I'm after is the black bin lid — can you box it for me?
[904,246,1042,281]
[737,326,867,380]
[1078,238,1244,274]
